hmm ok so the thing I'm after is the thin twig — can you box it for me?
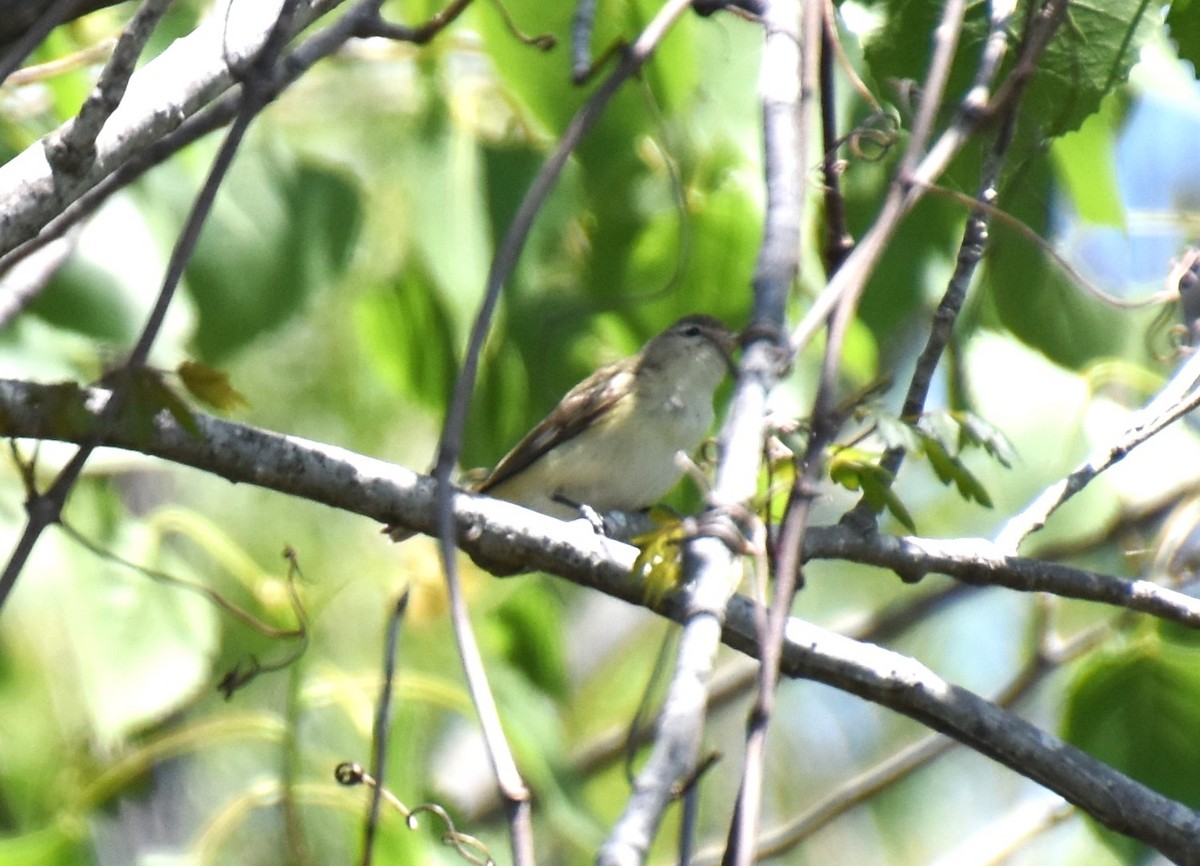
[430,3,697,863]
[725,0,817,861]
[571,0,597,82]
[843,0,1020,527]
[789,0,1068,359]
[361,590,411,866]
[45,0,177,174]
[7,379,1200,860]
[996,346,1200,552]
[0,0,80,84]
[817,4,852,277]
[2,36,117,86]
[0,0,306,616]
[353,0,474,44]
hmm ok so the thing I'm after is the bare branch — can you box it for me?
[0,0,348,260]
[0,0,81,83]
[0,0,309,615]
[429,3,696,862]
[601,0,804,860]
[728,0,820,860]
[1,377,1197,862]
[362,591,410,866]
[996,347,1200,552]
[44,0,176,175]
[803,525,1200,628]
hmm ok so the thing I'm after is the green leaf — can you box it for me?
[920,434,956,485]
[354,260,459,411]
[874,413,922,453]
[979,147,1164,369]
[829,448,917,530]
[828,449,867,491]
[176,361,249,412]
[1167,0,1200,71]
[489,582,569,700]
[859,470,918,532]
[26,256,139,345]
[145,154,361,361]
[865,0,1158,140]
[0,824,90,866]
[919,433,993,507]
[1063,634,1200,857]
[1050,95,1126,228]
[952,410,1016,468]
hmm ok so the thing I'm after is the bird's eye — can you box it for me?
[682,325,702,338]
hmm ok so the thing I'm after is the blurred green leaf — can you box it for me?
[176,360,249,412]
[1063,634,1200,858]
[0,825,91,866]
[466,337,533,471]
[830,448,917,531]
[979,150,1162,369]
[1050,95,1126,228]
[1167,0,1200,71]
[149,153,361,361]
[355,261,458,410]
[875,412,921,452]
[861,470,918,532]
[919,432,993,508]
[623,154,760,327]
[951,409,1015,467]
[61,524,219,745]
[26,257,139,345]
[489,581,569,700]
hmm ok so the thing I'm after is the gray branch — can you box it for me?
[44,0,177,174]
[803,525,1200,628]
[0,0,347,259]
[598,0,803,861]
[3,376,1200,862]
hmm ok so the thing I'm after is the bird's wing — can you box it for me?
[476,360,633,493]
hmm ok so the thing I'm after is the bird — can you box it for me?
[474,314,737,521]
[386,314,737,541]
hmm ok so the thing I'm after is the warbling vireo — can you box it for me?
[387,315,736,541]
[473,314,736,521]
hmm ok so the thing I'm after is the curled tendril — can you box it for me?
[844,111,901,162]
[333,763,495,866]
[408,803,496,866]
[334,761,366,786]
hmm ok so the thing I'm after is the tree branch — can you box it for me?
[3,377,1200,862]
[43,0,176,175]
[600,0,803,860]
[802,525,1200,628]
[997,345,1200,553]
[0,0,348,260]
